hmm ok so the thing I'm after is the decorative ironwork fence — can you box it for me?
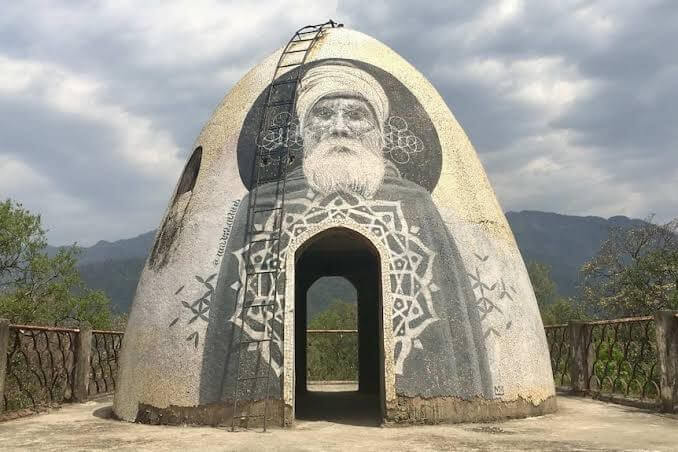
[545,324,571,387]
[89,331,124,397]
[1,324,77,412]
[544,311,677,412]
[2,313,675,416]
[0,321,124,416]
[586,317,659,401]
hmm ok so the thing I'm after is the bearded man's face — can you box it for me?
[301,95,385,198]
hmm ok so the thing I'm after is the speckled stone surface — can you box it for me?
[113,27,555,425]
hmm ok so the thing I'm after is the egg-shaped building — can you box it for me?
[113,22,556,427]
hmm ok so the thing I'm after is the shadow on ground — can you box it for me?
[92,405,114,420]
[295,390,381,427]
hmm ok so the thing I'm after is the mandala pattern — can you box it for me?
[230,191,439,376]
[382,116,424,164]
[254,113,424,166]
[255,112,304,154]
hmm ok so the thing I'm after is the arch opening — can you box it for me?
[293,227,383,426]
[305,277,358,385]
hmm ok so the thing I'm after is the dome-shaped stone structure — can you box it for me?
[113,25,556,426]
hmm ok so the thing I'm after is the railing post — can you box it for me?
[654,310,678,413]
[73,325,92,403]
[0,319,9,413]
[569,321,592,393]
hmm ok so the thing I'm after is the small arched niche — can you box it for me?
[174,146,202,202]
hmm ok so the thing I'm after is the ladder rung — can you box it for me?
[254,180,290,188]
[243,303,275,310]
[249,237,279,244]
[291,38,314,43]
[283,48,310,54]
[278,63,301,69]
[240,338,272,345]
[297,30,319,36]
[266,100,294,107]
[246,269,278,276]
[254,206,282,213]
[271,79,298,86]
[248,230,279,236]
[256,178,286,186]
[259,145,289,154]
[238,375,270,381]
[248,229,279,236]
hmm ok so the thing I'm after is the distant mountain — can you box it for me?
[79,257,147,313]
[53,211,646,313]
[47,231,156,265]
[48,231,155,313]
[307,277,357,321]
[507,211,645,296]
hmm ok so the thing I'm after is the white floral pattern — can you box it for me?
[229,191,439,376]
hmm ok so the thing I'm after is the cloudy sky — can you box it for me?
[1,1,676,246]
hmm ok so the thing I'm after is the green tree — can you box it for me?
[0,199,117,328]
[540,297,585,325]
[527,260,585,325]
[308,300,357,330]
[580,216,678,317]
[306,300,358,381]
[526,261,557,309]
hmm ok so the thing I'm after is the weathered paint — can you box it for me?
[113,26,556,425]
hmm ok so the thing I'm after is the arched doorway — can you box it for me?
[292,227,383,425]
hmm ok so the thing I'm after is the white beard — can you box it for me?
[302,137,385,199]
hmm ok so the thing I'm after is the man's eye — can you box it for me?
[346,110,365,120]
[314,108,333,119]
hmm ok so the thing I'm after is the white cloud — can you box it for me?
[438,55,598,115]
[0,155,90,236]
[21,1,339,67]
[0,54,182,175]
[0,155,50,192]
[464,0,525,40]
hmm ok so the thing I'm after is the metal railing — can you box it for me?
[2,324,78,413]
[544,311,677,412]
[89,330,124,397]
[544,323,571,388]
[586,317,659,400]
[0,321,124,416]
[3,313,675,417]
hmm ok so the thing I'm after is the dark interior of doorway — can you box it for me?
[294,227,383,426]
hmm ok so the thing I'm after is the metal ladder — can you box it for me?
[231,19,343,432]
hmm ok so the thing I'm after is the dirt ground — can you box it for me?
[1,391,677,451]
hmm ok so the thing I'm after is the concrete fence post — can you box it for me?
[0,319,9,413]
[73,325,92,403]
[654,310,678,413]
[569,321,593,393]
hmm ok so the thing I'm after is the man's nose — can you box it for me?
[328,113,352,137]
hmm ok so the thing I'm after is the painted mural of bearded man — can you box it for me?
[206,61,494,401]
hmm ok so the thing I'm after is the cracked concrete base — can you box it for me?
[128,392,556,427]
[387,395,557,424]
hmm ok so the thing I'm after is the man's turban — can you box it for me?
[296,62,390,131]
